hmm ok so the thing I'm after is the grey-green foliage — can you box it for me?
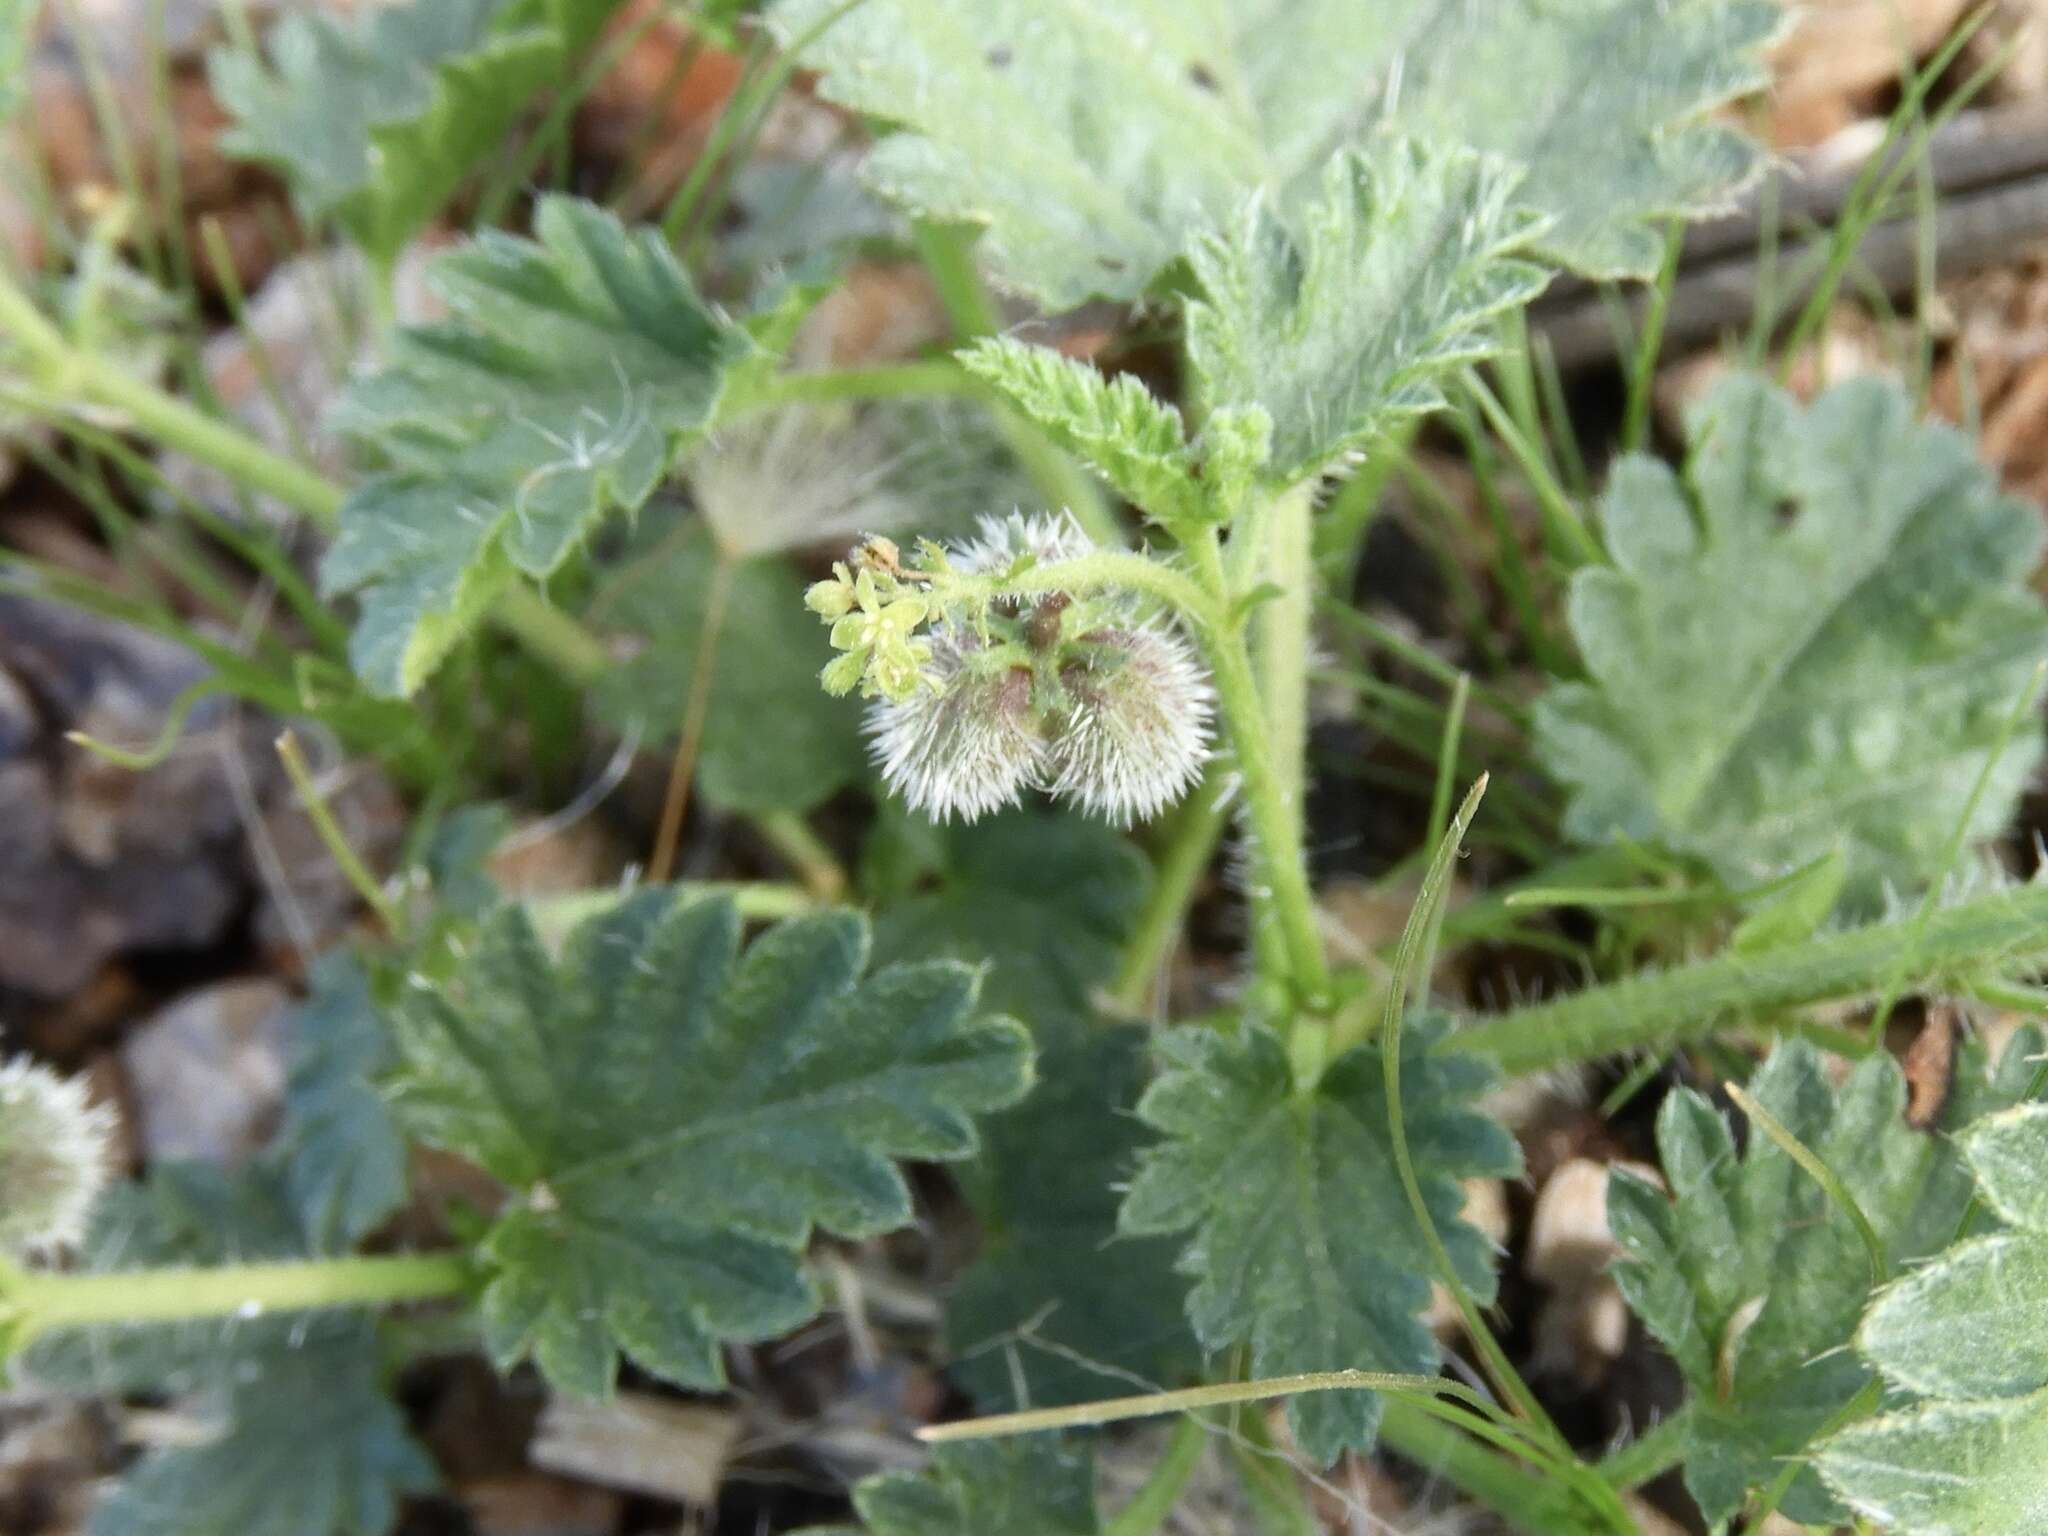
[1535,373,2048,910]
[320,196,744,696]
[209,0,615,267]
[1609,1033,2046,1528]
[1818,1101,2048,1535]
[590,520,864,816]
[17,966,424,1536]
[1186,142,1548,487]
[279,954,408,1253]
[870,813,1201,1408]
[1121,1015,1519,1465]
[769,0,1779,308]
[388,891,1033,1397]
[802,1436,1100,1536]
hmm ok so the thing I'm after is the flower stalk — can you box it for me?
[2,1250,474,1352]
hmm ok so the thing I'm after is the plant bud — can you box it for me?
[1049,624,1213,824]
[868,633,1044,822]
[0,1057,115,1256]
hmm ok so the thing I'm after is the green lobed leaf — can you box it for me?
[279,955,409,1253]
[801,1436,1101,1536]
[388,891,1034,1397]
[18,1162,434,1536]
[870,813,1201,1408]
[320,195,746,696]
[1815,1102,2048,1535]
[209,0,616,266]
[1535,372,2048,911]
[1185,141,1548,487]
[1610,1033,2047,1528]
[956,339,1206,528]
[769,0,1779,308]
[590,521,864,816]
[1120,1015,1520,1465]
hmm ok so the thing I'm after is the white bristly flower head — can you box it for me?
[953,510,1096,576]
[868,632,1044,822]
[824,511,1215,826]
[1050,624,1214,825]
[0,1056,115,1256]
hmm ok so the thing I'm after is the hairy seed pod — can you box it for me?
[0,1057,115,1255]
[954,510,1095,577]
[1049,624,1213,825]
[868,634,1044,822]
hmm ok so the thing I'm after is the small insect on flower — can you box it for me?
[0,1056,116,1256]
[833,512,1214,825]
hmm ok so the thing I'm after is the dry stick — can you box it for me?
[648,557,737,886]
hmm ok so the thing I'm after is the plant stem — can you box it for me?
[275,730,405,940]
[750,810,849,902]
[1444,879,2048,1074]
[1103,1415,1208,1536]
[728,359,974,413]
[1204,613,1331,1012]
[1111,772,1231,1014]
[7,1251,472,1345]
[1252,483,1315,857]
[918,1369,1496,1443]
[1377,1400,1606,1536]
[0,270,346,524]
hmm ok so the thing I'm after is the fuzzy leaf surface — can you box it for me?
[1120,1016,1519,1464]
[1609,1034,2046,1527]
[321,195,745,696]
[1815,1103,2048,1535]
[209,0,613,265]
[591,521,863,815]
[19,1163,434,1536]
[803,1436,1099,1536]
[1186,141,1548,486]
[770,0,1777,307]
[872,813,1201,1406]
[279,955,409,1252]
[389,891,1032,1397]
[956,339,1205,528]
[1536,373,2048,908]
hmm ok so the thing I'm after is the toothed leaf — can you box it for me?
[209,0,616,267]
[1187,141,1548,486]
[387,891,1033,1397]
[804,1436,1100,1536]
[320,196,746,696]
[279,955,409,1252]
[590,522,863,816]
[17,1161,435,1536]
[1120,1015,1520,1464]
[956,339,1207,529]
[872,813,1201,1407]
[769,0,1778,307]
[1536,373,2048,910]
[1814,1103,2048,1536]
[1611,1033,2047,1528]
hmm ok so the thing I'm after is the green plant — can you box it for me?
[4,1,2048,1533]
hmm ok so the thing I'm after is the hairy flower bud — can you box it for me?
[868,633,1043,821]
[0,1057,115,1255]
[1050,624,1213,824]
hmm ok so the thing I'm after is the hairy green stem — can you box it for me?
[6,1251,472,1347]
[751,810,849,901]
[275,730,405,939]
[1111,773,1231,1014]
[1252,484,1315,865]
[1445,880,2048,1074]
